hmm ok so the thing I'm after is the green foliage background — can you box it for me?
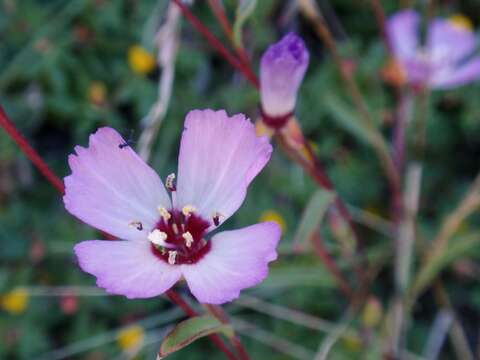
[1,0,480,359]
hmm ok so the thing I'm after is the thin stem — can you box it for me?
[206,0,253,72]
[0,104,238,360]
[297,0,401,208]
[172,0,259,88]
[311,230,353,300]
[276,126,366,296]
[0,105,64,193]
[369,0,393,56]
[205,304,251,360]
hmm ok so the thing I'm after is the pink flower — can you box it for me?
[387,10,480,89]
[64,110,281,304]
[260,33,309,127]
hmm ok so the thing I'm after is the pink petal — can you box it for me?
[431,57,480,89]
[64,127,170,241]
[387,9,420,61]
[74,240,181,298]
[427,19,476,66]
[176,110,272,228]
[181,222,281,304]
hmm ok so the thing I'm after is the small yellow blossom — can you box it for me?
[128,45,156,75]
[260,210,286,232]
[342,332,362,352]
[361,296,382,328]
[1,288,29,315]
[117,325,145,352]
[88,81,107,106]
[449,14,473,31]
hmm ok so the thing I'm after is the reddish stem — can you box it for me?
[0,106,65,193]
[205,304,251,360]
[172,0,259,89]
[206,0,253,71]
[311,230,353,299]
[0,105,237,360]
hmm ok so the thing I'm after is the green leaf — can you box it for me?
[322,93,377,147]
[411,232,480,298]
[293,188,335,250]
[233,0,257,48]
[159,315,234,358]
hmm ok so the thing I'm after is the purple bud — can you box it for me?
[260,33,310,120]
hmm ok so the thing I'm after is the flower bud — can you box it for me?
[260,33,309,126]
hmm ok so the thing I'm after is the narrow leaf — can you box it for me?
[322,94,377,147]
[233,0,257,48]
[159,315,233,358]
[293,189,335,251]
[411,233,480,298]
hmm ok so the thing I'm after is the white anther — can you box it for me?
[148,229,168,247]
[182,232,194,248]
[158,207,171,221]
[129,221,143,231]
[168,250,177,265]
[182,205,197,217]
[166,173,176,191]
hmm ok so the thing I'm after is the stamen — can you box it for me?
[182,205,197,217]
[165,173,176,192]
[129,221,143,231]
[172,223,179,235]
[182,231,194,248]
[168,250,177,265]
[212,211,225,226]
[158,207,171,221]
[147,229,168,247]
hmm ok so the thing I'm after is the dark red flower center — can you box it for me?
[150,209,211,265]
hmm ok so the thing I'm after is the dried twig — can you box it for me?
[138,2,181,160]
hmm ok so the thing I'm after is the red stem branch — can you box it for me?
[0,104,237,360]
[311,230,353,299]
[0,106,65,193]
[172,0,259,89]
[206,0,253,71]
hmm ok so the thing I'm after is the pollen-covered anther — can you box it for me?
[182,205,197,217]
[182,231,194,248]
[158,207,171,221]
[129,221,143,231]
[147,229,168,247]
[168,250,177,265]
[165,173,176,192]
[212,211,225,226]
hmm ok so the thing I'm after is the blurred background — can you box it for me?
[2,0,480,359]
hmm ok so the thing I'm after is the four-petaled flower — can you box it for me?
[260,32,310,128]
[64,109,281,304]
[387,10,480,90]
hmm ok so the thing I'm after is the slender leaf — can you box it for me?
[411,233,480,298]
[233,0,257,48]
[322,93,377,147]
[159,315,233,358]
[293,189,335,250]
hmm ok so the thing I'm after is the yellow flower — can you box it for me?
[117,325,145,352]
[88,81,107,106]
[128,45,156,75]
[449,14,473,31]
[260,210,286,232]
[1,288,29,315]
[361,296,382,328]
[342,332,362,352]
